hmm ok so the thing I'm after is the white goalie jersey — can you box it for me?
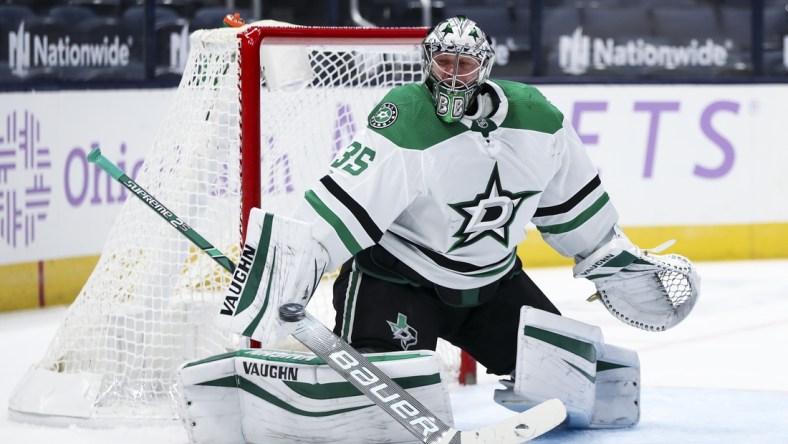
[294,79,620,289]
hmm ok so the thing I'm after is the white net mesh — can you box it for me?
[10,25,464,424]
[14,28,245,422]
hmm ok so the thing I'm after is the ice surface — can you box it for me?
[2,260,787,443]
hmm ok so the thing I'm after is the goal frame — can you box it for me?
[238,26,477,385]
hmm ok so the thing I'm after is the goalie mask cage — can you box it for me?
[9,25,476,426]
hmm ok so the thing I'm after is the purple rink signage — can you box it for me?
[0,110,52,248]
[0,89,171,264]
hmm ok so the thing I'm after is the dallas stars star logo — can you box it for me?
[448,164,539,252]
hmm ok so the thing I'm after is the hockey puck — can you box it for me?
[279,303,306,322]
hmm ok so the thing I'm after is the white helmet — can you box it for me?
[422,16,495,123]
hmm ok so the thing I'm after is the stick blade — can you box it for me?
[458,398,566,443]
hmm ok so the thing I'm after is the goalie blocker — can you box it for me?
[177,349,453,444]
[216,208,329,346]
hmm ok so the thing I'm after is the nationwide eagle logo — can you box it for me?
[448,163,539,251]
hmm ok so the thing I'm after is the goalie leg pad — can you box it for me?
[498,306,604,428]
[493,307,641,429]
[215,208,329,345]
[592,343,640,428]
[176,354,244,444]
[177,349,453,444]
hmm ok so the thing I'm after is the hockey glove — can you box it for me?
[573,234,699,331]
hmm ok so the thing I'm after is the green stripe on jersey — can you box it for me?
[305,190,363,255]
[341,269,361,342]
[466,250,518,278]
[536,193,610,235]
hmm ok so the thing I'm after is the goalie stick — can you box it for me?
[90,148,567,443]
[279,303,566,443]
[88,148,236,274]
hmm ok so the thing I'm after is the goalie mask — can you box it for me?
[422,16,495,123]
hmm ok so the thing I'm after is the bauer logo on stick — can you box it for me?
[370,102,398,128]
[328,350,441,439]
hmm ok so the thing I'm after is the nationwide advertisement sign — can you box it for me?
[2,19,190,81]
[557,27,734,75]
[8,22,134,77]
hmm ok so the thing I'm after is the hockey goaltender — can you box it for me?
[177,16,700,443]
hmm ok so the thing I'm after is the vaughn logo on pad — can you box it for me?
[220,244,257,316]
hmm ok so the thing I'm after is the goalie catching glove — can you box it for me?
[215,208,328,344]
[573,229,699,331]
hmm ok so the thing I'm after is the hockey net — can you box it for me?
[9,24,474,425]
